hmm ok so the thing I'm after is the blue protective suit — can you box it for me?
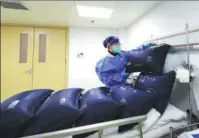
[96,52,129,88]
[95,44,153,88]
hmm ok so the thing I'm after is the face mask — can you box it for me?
[113,45,121,54]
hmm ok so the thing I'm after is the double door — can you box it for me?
[1,26,68,100]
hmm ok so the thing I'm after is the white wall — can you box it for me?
[127,1,199,47]
[126,1,199,115]
[68,1,199,114]
[68,27,127,91]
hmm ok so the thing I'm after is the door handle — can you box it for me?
[25,68,32,75]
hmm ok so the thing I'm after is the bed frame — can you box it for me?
[169,122,199,138]
[21,115,146,138]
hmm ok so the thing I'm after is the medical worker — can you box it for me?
[95,36,154,88]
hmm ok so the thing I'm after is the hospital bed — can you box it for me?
[21,115,146,138]
[21,104,188,138]
[84,104,188,138]
[21,24,199,138]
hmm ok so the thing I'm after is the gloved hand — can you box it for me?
[121,69,130,77]
[138,43,157,50]
[145,42,157,47]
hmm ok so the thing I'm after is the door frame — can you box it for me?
[1,23,70,88]
[1,23,69,29]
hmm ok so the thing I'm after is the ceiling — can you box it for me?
[1,1,161,28]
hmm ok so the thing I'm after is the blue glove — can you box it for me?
[142,44,150,49]
[121,69,130,77]
[138,43,157,50]
[145,42,156,47]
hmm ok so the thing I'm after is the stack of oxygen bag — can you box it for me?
[0,43,176,138]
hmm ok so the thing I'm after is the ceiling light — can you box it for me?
[76,5,113,19]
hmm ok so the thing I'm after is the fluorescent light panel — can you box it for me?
[76,5,113,19]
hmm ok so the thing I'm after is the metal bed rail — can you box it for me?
[145,28,199,43]
[169,44,199,51]
[170,122,199,138]
[21,115,147,138]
